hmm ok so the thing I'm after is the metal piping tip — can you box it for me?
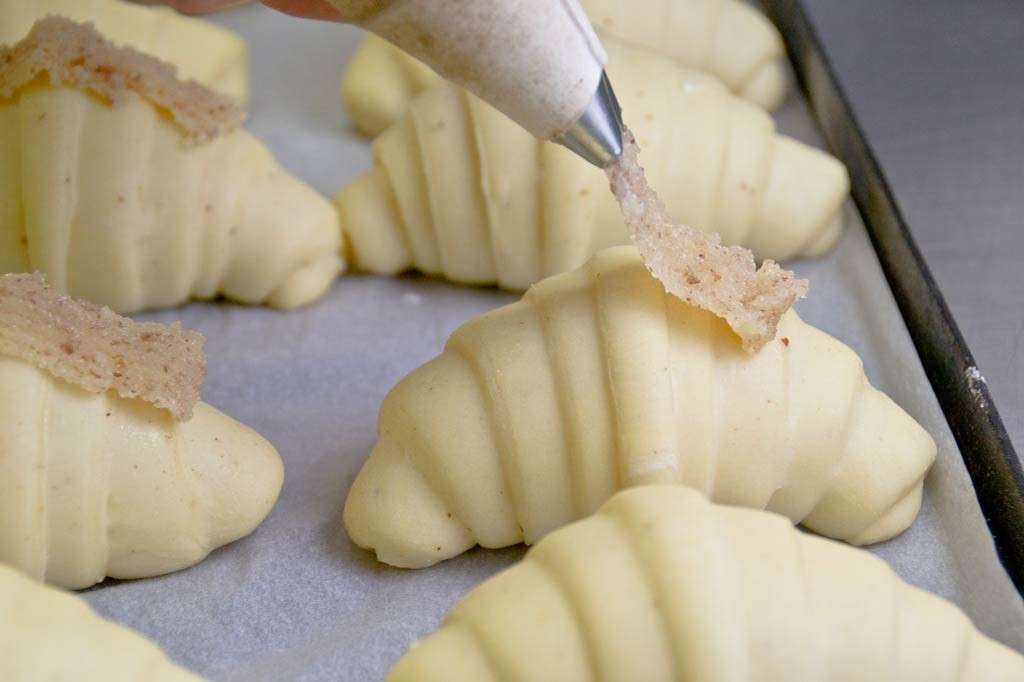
[553,70,623,168]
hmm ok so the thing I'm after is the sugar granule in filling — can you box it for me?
[606,128,808,352]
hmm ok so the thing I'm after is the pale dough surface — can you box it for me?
[344,246,936,569]
[337,40,847,287]
[0,564,197,681]
[0,0,248,103]
[0,83,342,313]
[0,355,285,590]
[341,33,437,138]
[584,0,788,109]
[388,486,1024,681]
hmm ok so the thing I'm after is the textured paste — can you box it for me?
[607,129,808,352]
[0,273,204,420]
[0,16,243,142]
[343,247,935,569]
[387,486,1024,681]
[0,0,249,102]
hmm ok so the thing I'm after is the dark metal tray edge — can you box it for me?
[761,0,1024,594]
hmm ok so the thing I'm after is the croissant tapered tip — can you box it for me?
[751,136,849,261]
[739,59,788,111]
[334,165,411,276]
[800,206,846,259]
[849,480,924,546]
[182,403,284,548]
[387,626,493,682]
[344,436,473,568]
[803,387,936,544]
[266,254,346,310]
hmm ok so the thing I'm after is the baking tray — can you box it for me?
[78,3,1024,679]
[762,0,1024,594]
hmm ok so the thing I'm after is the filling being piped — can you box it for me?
[606,127,808,352]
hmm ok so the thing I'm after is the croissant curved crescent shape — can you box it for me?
[0,83,343,313]
[341,0,788,137]
[336,42,847,290]
[388,486,1024,681]
[0,564,197,681]
[0,356,284,590]
[344,247,936,569]
[0,0,248,102]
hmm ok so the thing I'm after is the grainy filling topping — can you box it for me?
[606,128,808,352]
[0,273,206,421]
[0,16,244,142]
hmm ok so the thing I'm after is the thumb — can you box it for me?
[152,0,252,14]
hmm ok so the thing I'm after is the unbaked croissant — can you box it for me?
[388,486,1024,681]
[583,0,788,110]
[0,0,248,102]
[344,247,936,568]
[0,355,284,590]
[341,32,440,138]
[336,41,847,289]
[0,24,342,314]
[0,564,197,681]
[341,0,787,137]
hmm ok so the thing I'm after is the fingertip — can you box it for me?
[262,0,344,21]
[167,0,251,15]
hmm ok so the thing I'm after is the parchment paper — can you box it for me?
[81,5,1024,679]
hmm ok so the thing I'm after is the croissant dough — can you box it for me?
[341,33,446,138]
[0,564,197,681]
[344,247,936,569]
[0,0,248,102]
[0,82,343,313]
[388,486,1024,682]
[0,355,284,590]
[342,0,787,137]
[336,41,846,290]
[583,0,788,109]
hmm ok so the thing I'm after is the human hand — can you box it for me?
[155,0,343,21]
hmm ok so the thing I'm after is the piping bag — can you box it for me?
[324,0,805,349]
[325,0,624,167]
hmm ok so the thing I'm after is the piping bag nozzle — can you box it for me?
[553,71,624,168]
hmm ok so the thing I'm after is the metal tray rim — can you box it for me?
[762,0,1024,595]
